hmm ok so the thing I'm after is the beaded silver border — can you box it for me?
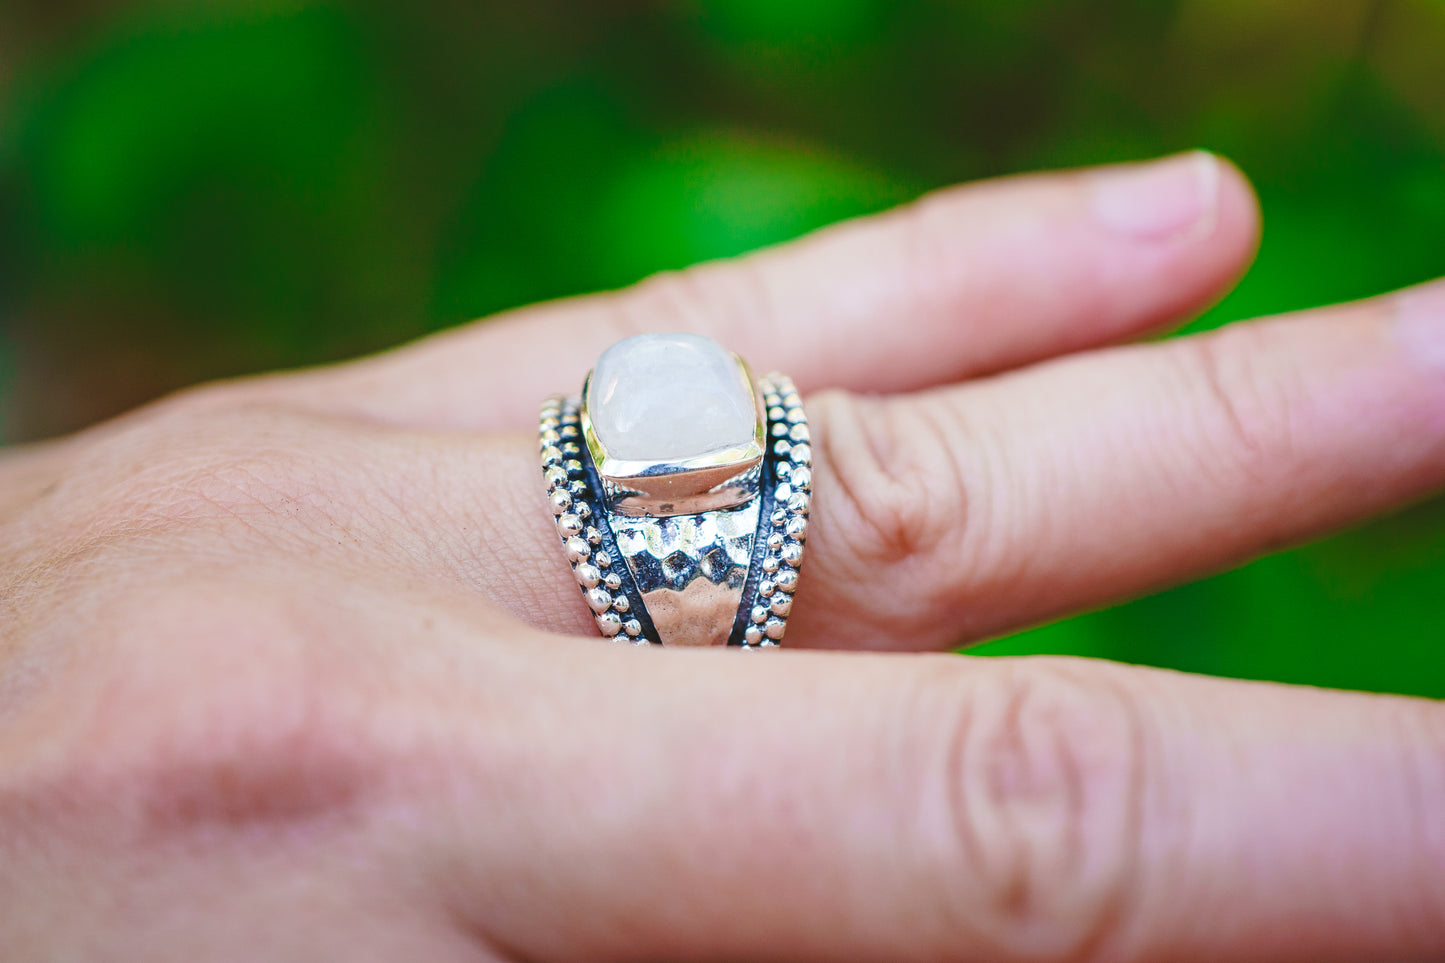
[735,373,810,649]
[539,395,654,644]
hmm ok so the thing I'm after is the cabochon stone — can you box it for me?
[588,333,756,463]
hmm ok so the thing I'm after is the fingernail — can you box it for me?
[1090,151,1220,242]
[1395,281,1445,371]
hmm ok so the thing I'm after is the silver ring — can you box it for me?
[539,333,810,647]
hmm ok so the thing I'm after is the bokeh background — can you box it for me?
[1,1,1441,694]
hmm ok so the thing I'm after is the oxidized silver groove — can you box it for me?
[733,373,810,649]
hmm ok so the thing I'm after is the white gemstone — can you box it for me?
[587,333,756,463]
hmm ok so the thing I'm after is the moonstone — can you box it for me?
[587,333,757,463]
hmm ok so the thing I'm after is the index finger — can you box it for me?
[255,152,1259,431]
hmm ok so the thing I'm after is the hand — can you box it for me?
[2,152,1442,962]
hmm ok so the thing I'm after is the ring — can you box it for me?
[539,333,811,647]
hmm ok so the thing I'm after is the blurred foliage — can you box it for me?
[0,1,1441,694]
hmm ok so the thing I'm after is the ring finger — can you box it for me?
[453,280,1445,649]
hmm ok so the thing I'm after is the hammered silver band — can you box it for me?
[538,342,810,648]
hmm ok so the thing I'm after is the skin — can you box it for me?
[0,152,1443,961]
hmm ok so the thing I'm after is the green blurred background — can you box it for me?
[1,1,1441,694]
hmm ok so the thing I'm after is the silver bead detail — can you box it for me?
[764,617,787,640]
[743,624,764,645]
[544,394,655,645]
[770,592,793,617]
[586,587,614,614]
[751,605,769,624]
[781,542,804,566]
[775,568,800,593]
[549,489,572,515]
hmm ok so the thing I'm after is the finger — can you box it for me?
[256,152,1259,430]
[141,277,1443,652]
[453,279,1445,650]
[786,278,1445,648]
[431,643,1445,962]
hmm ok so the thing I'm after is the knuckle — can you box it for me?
[83,406,353,542]
[892,191,989,314]
[611,260,776,345]
[809,389,983,631]
[7,585,400,848]
[1393,703,1445,925]
[811,390,959,564]
[138,414,324,519]
[926,661,1149,959]
[1,408,383,618]
[891,193,961,307]
[891,184,1112,338]
[1177,325,1300,490]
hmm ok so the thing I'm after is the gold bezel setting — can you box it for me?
[580,354,766,517]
